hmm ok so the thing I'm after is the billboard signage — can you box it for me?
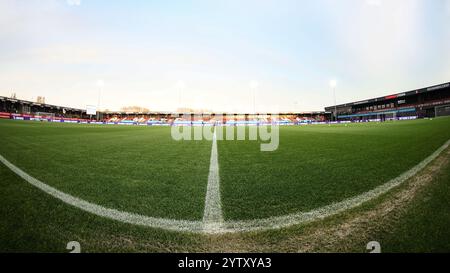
[86,105,97,115]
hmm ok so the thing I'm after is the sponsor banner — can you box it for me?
[0,112,11,119]
[399,116,418,120]
[147,121,164,125]
[385,95,398,100]
[151,123,170,126]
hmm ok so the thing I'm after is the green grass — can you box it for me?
[1,151,448,252]
[0,162,202,252]
[1,117,450,252]
[218,118,450,220]
[0,120,212,220]
[1,118,450,222]
[377,159,450,252]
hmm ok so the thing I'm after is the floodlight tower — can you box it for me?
[96,80,104,121]
[176,81,185,113]
[249,80,259,114]
[294,101,299,113]
[329,80,337,121]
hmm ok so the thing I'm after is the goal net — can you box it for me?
[435,105,450,118]
[35,112,55,120]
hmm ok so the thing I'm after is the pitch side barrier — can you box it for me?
[2,112,419,126]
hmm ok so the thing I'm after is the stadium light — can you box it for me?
[329,80,337,89]
[176,81,185,112]
[329,80,337,121]
[249,80,259,114]
[176,80,186,90]
[96,80,104,121]
[293,101,299,114]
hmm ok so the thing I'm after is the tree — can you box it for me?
[120,106,150,113]
[36,96,46,104]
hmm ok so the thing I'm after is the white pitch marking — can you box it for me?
[223,139,450,232]
[0,154,204,233]
[202,127,224,233]
[0,139,448,234]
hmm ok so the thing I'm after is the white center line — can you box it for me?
[202,127,224,232]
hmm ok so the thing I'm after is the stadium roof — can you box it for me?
[0,96,86,112]
[1,96,329,115]
[325,82,450,110]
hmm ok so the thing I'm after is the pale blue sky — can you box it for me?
[0,0,449,112]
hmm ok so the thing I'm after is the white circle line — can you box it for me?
[1,139,448,234]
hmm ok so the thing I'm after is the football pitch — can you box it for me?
[1,117,450,251]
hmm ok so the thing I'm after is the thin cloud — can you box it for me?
[331,0,422,73]
[67,0,81,6]
[0,0,448,113]
[366,0,382,7]
[28,45,102,64]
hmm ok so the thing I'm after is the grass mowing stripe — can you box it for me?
[223,139,450,232]
[0,120,210,220]
[202,128,224,233]
[219,118,450,220]
[1,138,448,234]
[0,154,204,233]
[374,154,450,253]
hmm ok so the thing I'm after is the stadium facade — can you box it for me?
[325,82,450,121]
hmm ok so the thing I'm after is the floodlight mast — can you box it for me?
[176,81,185,113]
[253,90,255,114]
[250,81,258,114]
[96,80,104,121]
[330,80,337,121]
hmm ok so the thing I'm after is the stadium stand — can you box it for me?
[5,82,449,125]
[0,96,91,121]
[325,82,450,121]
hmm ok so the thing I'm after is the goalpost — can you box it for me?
[435,105,450,118]
[35,112,55,121]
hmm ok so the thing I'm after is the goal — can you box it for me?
[435,105,450,118]
[35,112,55,121]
